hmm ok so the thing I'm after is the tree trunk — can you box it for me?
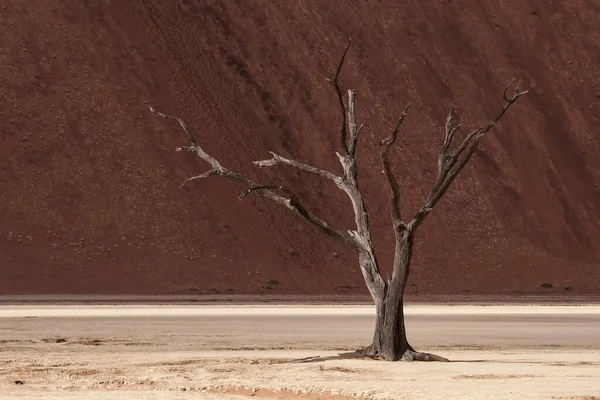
[364,276,409,360]
[361,283,448,361]
[359,235,449,362]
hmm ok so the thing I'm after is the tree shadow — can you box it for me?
[293,356,600,365]
[292,349,450,363]
[292,351,369,364]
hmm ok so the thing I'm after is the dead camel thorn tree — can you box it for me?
[150,40,529,362]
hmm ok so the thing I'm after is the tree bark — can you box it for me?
[367,289,408,361]
[359,234,411,361]
[363,287,448,361]
[357,234,449,362]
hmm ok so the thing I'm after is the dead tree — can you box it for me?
[151,41,528,362]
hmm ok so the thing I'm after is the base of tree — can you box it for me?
[293,345,450,364]
[354,343,450,362]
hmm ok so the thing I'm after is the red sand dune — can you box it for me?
[0,1,599,295]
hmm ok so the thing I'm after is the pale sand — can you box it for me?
[1,305,599,399]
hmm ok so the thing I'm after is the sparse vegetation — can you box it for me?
[152,40,528,361]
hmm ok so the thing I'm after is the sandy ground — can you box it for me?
[1,305,599,399]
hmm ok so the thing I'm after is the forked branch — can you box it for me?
[409,79,529,231]
[438,108,460,173]
[379,104,410,231]
[326,39,352,155]
[149,107,358,251]
[325,47,385,294]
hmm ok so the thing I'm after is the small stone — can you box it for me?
[540,283,553,288]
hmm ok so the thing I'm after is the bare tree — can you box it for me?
[151,40,528,362]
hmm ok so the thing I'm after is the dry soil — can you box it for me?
[1,304,599,399]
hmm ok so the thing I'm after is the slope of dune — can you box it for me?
[0,0,599,295]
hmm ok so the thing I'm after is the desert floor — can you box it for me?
[1,303,599,399]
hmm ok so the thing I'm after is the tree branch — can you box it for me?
[326,39,352,154]
[333,89,386,296]
[150,106,196,145]
[438,108,460,173]
[380,104,410,230]
[150,107,358,251]
[347,90,364,156]
[239,184,284,199]
[254,151,342,185]
[322,47,386,298]
[408,79,529,231]
[178,170,215,188]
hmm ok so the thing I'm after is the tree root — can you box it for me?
[354,344,450,362]
[291,344,449,363]
[401,350,450,362]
